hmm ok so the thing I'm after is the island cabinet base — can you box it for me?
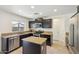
[22,41,46,54]
[40,34,53,46]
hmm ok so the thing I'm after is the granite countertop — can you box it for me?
[41,32,53,35]
[19,31,53,35]
[22,36,47,45]
[1,31,53,38]
[2,34,18,38]
[19,32,34,35]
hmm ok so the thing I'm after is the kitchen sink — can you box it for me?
[33,31,44,37]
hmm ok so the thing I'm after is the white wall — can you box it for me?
[0,10,29,52]
[53,17,65,43]
[52,13,74,46]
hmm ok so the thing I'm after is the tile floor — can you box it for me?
[9,40,73,54]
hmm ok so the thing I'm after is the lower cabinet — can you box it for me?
[22,41,46,54]
[19,33,33,46]
[40,34,53,46]
[1,36,20,53]
[20,33,33,39]
[13,36,20,49]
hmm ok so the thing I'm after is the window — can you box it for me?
[12,21,24,32]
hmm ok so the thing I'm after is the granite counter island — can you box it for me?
[22,36,47,54]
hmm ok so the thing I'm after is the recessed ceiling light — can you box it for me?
[54,9,57,12]
[18,10,22,12]
[31,6,35,9]
[40,13,42,15]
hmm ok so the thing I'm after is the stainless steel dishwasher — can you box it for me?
[8,37,14,51]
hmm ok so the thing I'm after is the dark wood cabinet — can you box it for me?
[29,19,52,28]
[22,37,46,54]
[42,19,52,28]
[19,33,33,46]
[29,21,42,28]
[22,41,46,54]
[20,33,33,39]
[40,34,52,46]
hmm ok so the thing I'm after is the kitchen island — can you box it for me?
[22,36,47,54]
[19,31,53,46]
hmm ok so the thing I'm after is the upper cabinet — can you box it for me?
[42,19,52,28]
[29,18,52,28]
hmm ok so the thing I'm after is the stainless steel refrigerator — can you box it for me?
[70,13,79,53]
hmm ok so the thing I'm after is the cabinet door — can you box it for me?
[8,37,14,51]
[42,19,52,28]
[40,34,51,46]
[14,36,20,49]
[41,42,46,54]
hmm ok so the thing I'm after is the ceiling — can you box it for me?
[0,5,77,18]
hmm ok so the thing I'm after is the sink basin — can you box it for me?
[34,31,44,34]
[33,31,44,37]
